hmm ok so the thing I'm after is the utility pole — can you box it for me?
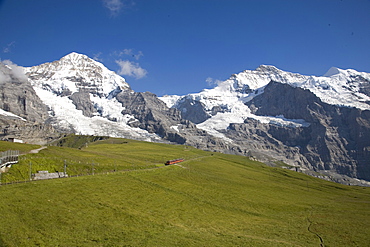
[29,161,32,181]
[64,160,67,177]
[92,162,95,175]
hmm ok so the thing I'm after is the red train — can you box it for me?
[165,158,184,165]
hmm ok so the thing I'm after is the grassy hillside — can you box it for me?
[0,141,40,154]
[1,137,206,183]
[50,134,109,149]
[0,138,369,246]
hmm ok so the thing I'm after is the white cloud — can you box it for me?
[0,66,11,83]
[93,52,103,62]
[121,49,132,56]
[114,49,143,60]
[3,41,15,53]
[133,51,143,60]
[215,79,223,85]
[205,77,223,87]
[116,59,147,79]
[0,60,28,84]
[103,0,124,16]
[206,77,213,86]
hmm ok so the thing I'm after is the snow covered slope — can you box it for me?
[25,52,130,97]
[0,108,26,121]
[295,67,370,110]
[161,65,370,140]
[24,52,159,141]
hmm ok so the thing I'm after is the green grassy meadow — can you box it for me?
[0,138,369,246]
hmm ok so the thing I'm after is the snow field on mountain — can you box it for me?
[231,65,310,90]
[163,67,313,141]
[294,75,370,110]
[90,94,127,121]
[25,52,129,97]
[24,52,162,141]
[0,108,26,121]
[33,87,159,141]
[160,94,182,108]
[23,53,370,145]
[161,65,370,142]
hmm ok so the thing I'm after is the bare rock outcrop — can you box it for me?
[115,90,236,152]
[0,62,60,144]
[244,81,370,181]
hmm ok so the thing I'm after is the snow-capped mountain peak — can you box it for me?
[324,67,342,77]
[229,65,309,92]
[295,67,370,109]
[164,65,370,111]
[61,51,89,61]
[160,65,370,143]
[25,52,130,97]
[323,66,370,79]
[21,53,159,140]
[255,64,282,73]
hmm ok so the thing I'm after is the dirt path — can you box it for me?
[307,208,325,246]
[29,146,47,154]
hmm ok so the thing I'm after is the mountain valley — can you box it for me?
[1,52,369,185]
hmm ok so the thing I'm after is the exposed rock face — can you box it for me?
[244,81,370,181]
[69,90,97,117]
[0,117,58,144]
[165,65,370,184]
[0,62,60,144]
[115,90,231,150]
[223,118,311,168]
[175,97,210,124]
[116,90,185,143]
[0,63,49,123]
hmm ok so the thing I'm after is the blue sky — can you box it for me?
[1,0,369,96]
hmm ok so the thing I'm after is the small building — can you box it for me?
[33,171,68,180]
[7,137,23,143]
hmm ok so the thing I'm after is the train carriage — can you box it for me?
[165,158,184,165]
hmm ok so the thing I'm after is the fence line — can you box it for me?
[0,159,160,186]
[0,150,19,168]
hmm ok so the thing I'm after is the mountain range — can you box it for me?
[1,52,369,185]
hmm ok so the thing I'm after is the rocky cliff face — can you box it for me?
[244,81,370,181]
[0,117,58,144]
[164,65,370,185]
[0,62,60,144]
[174,96,211,124]
[0,63,49,123]
[116,90,185,143]
[115,90,235,152]
[69,90,98,118]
